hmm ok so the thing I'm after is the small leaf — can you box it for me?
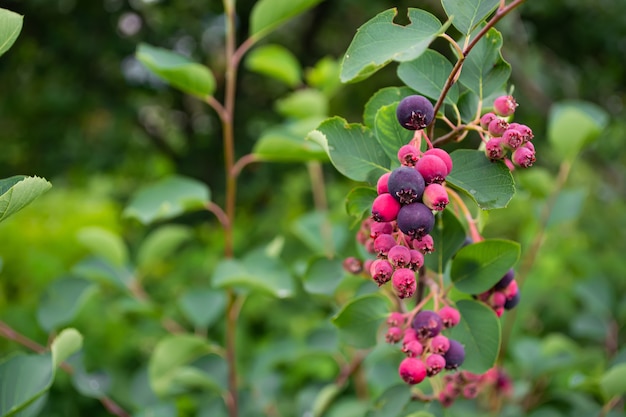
[302,256,345,296]
[363,86,415,128]
[374,103,414,161]
[458,28,510,99]
[448,299,501,373]
[397,50,458,104]
[291,211,349,255]
[51,328,83,368]
[254,117,328,162]
[275,89,328,119]
[600,363,626,400]
[178,288,227,328]
[450,239,520,294]
[37,277,97,332]
[308,117,390,183]
[0,7,22,57]
[250,0,323,39]
[305,57,342,97]
[76,226,128,267]
[340,8,447,83]
[441,0,499,35]
[136,225,194,272]
[0,176,51,223]
[424,209,467,272]
[345,187,377,220]
[123,175,210,225]
[366,384,412,417]
[245,44,301,87]
[71,257,133,290]
[332,293,391,348]
[136,43,215,98]
[446,149,515,210]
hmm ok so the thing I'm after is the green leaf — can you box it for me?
[245,43,301,87]
[340,8,446,83]
[76,226,128,267]
[448,299,500,373]
[178,288,227,329]
[253,117,328,162]
[148,334,221,397]
[441,0,499,35]
[291,211,349,255]
[0,8,23,57]
[51,328,83,368]
[212,249,294,298]
[123,175,210,225]
[548,100,609,161]
[0,176,51,223]
[71,257,133,290]
[275,89,328,119]
[250,0,323,39]
[37,277,96,332]
[345,186,377,220]
[457,90,480,123]
[305,57,342,98]
[458,28,510,99]
[308,117,390,183]
[136,43,215,98]
[136,225,194,272]
[363,86,415,128]
[600,363,626,400]
[332,293,391,349]
[450,239,520,294]
[424,209,467,272]
[366,384,412,417]
[302,256,345,296]
[397,50,458,104]
[446,149,515,210]
[374,103,414,161]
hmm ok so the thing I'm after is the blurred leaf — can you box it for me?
[245,44,301,87]
[397,50,458,104]
[66,352,111,399]
[600,363,626,400]
[446,149,515,210]
[441,0,499,35]
[308,117,390,183]
[366,384,412,417]
[302,256,345,296]
[450,239,520,294]
[250,0,323,39]
[548,101,609,161]
[0,176,51,224]
[546,188,587,228]
[275,89,328,119]
[37,276,96,332]
[574,279,613,317]
[424,209,467,272]
[311,383,342,417]
[212,249,294,298]
[148,334,221,397]
[253,117,328,162]
[458,28,510,99]
[133,403,178,417]
[123,175,210,225]
[178,288,227,328]
[345,186,377,221]
[332,293,391,348]
[51,328,83,368]
[136,225,194,272]
[136,43,215,98]
[374,103,414,161]
[340,8,446,83]
[72,256,133,290]
[0,8,23,57]
[448,300,501,373]
[305,57,342,97]
[76,226,128,267]
[291,211,349,255]
[363,86,415,128]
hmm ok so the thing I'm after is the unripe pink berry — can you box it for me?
[397,144,420,167]
[408,249,424,270]
[523,140,535,152]
[403,340,424,357]
[424,148,453,175]
[462,383,479,399]
[485,137,506,160]
[387,312,405,327]
[438,306,461,328]
[363,259,374,274]
[402,328,417,346]
[430,334,450,354]
[502,128,523,149]
[388,244,411,268]
[386,326,403,344]
[342,257,362,274]
[514,123,534,142]
[413,234,434,254]
[493,95,517,117]
[503,279,519,299]
[376,172,391,194]
[416,155,448,184]
[488,118,509,137]
[392,268,417,299]
[369,221,394,239]
[372,193,401,222]
[490,291,507,308]
[398,357,426,385]
[512,146,536,168]
[426,353,446,376]
[480,112,497,130]
[422,183,449,211]
[369,259,393,286]
[373,233,396,257]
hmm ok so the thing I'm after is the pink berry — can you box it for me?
[402,328,417,347]
[426,353,446,376]
[493,95,518,117]
[412,310,443,339]
[462,383,479,399]
[392,268,417,299]
[387,312,405,327]
[388,244,411,268]
[480,112,497,130]
[413,234,434,254]
[502,128,523,149]
[438,306,461,328]
[403,340,424,357]
[485,137,506,160]
[386,326,403,344]
[408,249,424,270]
[376,172,391,194]
[373,233,396,257]
[490,291,507,308]
[512,146,536,168]
[342,257,362,274]
[398,357,426,384]
[369,259,393,286]
[430,334,450,354]
[416,154,448,184]
[397,144,420,167]
[369,221,394,239]
[488,118,509,137]
[371,193,401,222]
[424,148,453,175]
[422,183,449,211]
[513,123,534,142]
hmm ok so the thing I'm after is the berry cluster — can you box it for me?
[480,95,536,168]
[439,366,513,407]
[474,268,520,317]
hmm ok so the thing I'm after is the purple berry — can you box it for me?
[398,357,427,384]
[397,144,420,166]
[488,118,509,137]
[443,339,465,370]
[480,112,497,130]
[371,193,401,222]
[438,306,461,328]
[376,172,390,194]
[424,148,453,175]
[392,268,417,299]
[396,95,434,130]
[422,183,449,211]
[494,268,515,290]
[416,154,448,184]
[426,354,446,377]
[373,233,396,257]
[412,310,443,339]
[387,166,426,205]
[397,203,435,239]
[493,95,517,117]
[369,259,393,286]
[512,146,536,168]
[388,244,411,268]
[504,291,520,310]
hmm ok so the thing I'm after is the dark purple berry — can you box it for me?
[443,339,465,370]
[412,310,443,339]
[371,193,401,222]
[494,268,515,290]
[387,166,426,205]
[504,291,520,310]
[396,95,434,130]
[397,203,435,239]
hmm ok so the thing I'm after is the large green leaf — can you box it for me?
[308,117,390,183]
[178,288,227,329]
[448,299,501,373]
[397,50,458,104]
[302,256,345,296]
[275,89,328,119]
[123,175,210,225]
[37,277,97,332]
[547,100,609,161]
[249,0,323,39]
[374,103,414,161]
[332,293,391,349]
[245,44,301,87]
[340,8,447,83]
[253,117,328,162]
[424,209,467,272]
[446,149,515,210]
[0,329,82,417]
[0,176,51,224]
[600,363,626,400]
[71,257,133,291]
[0,8,23,57]
[366,384,412,417]
[441,0,499,35]
[136,43,215,98]
[363,86,415,128]
[458,28,510,99]
[450,239,520,294]
[76,226,128,267]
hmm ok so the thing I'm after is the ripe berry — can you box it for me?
[369,259,393,286]
[388,244,411,268]
[416,154,448,184]
[373,233,396,257]
[430,334,450,354]
[376,172,391,194]
[386,326,403,344]
[438,306,461,328]
[396,95,434,130]
[443,339,465,370]
[494,268,515,290]
[480,112,497,130]
[424,148,453,175]
[412,310,443,339]
[398,357,427,384]
[502,128,523,149]
[512,146,536,168]
[422,183,449,211]
[493,95,517,117]
[397,144,420,167]
[488,118,509,137]
[371,193,401,222]
[413,234,434,254]
[392,268,417,299]
[485,137,506,160]
[408,249,424,270]
[397,202,435,239]
[504,291,520,310]
[426,353,446,377]
[387,166,426,205]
